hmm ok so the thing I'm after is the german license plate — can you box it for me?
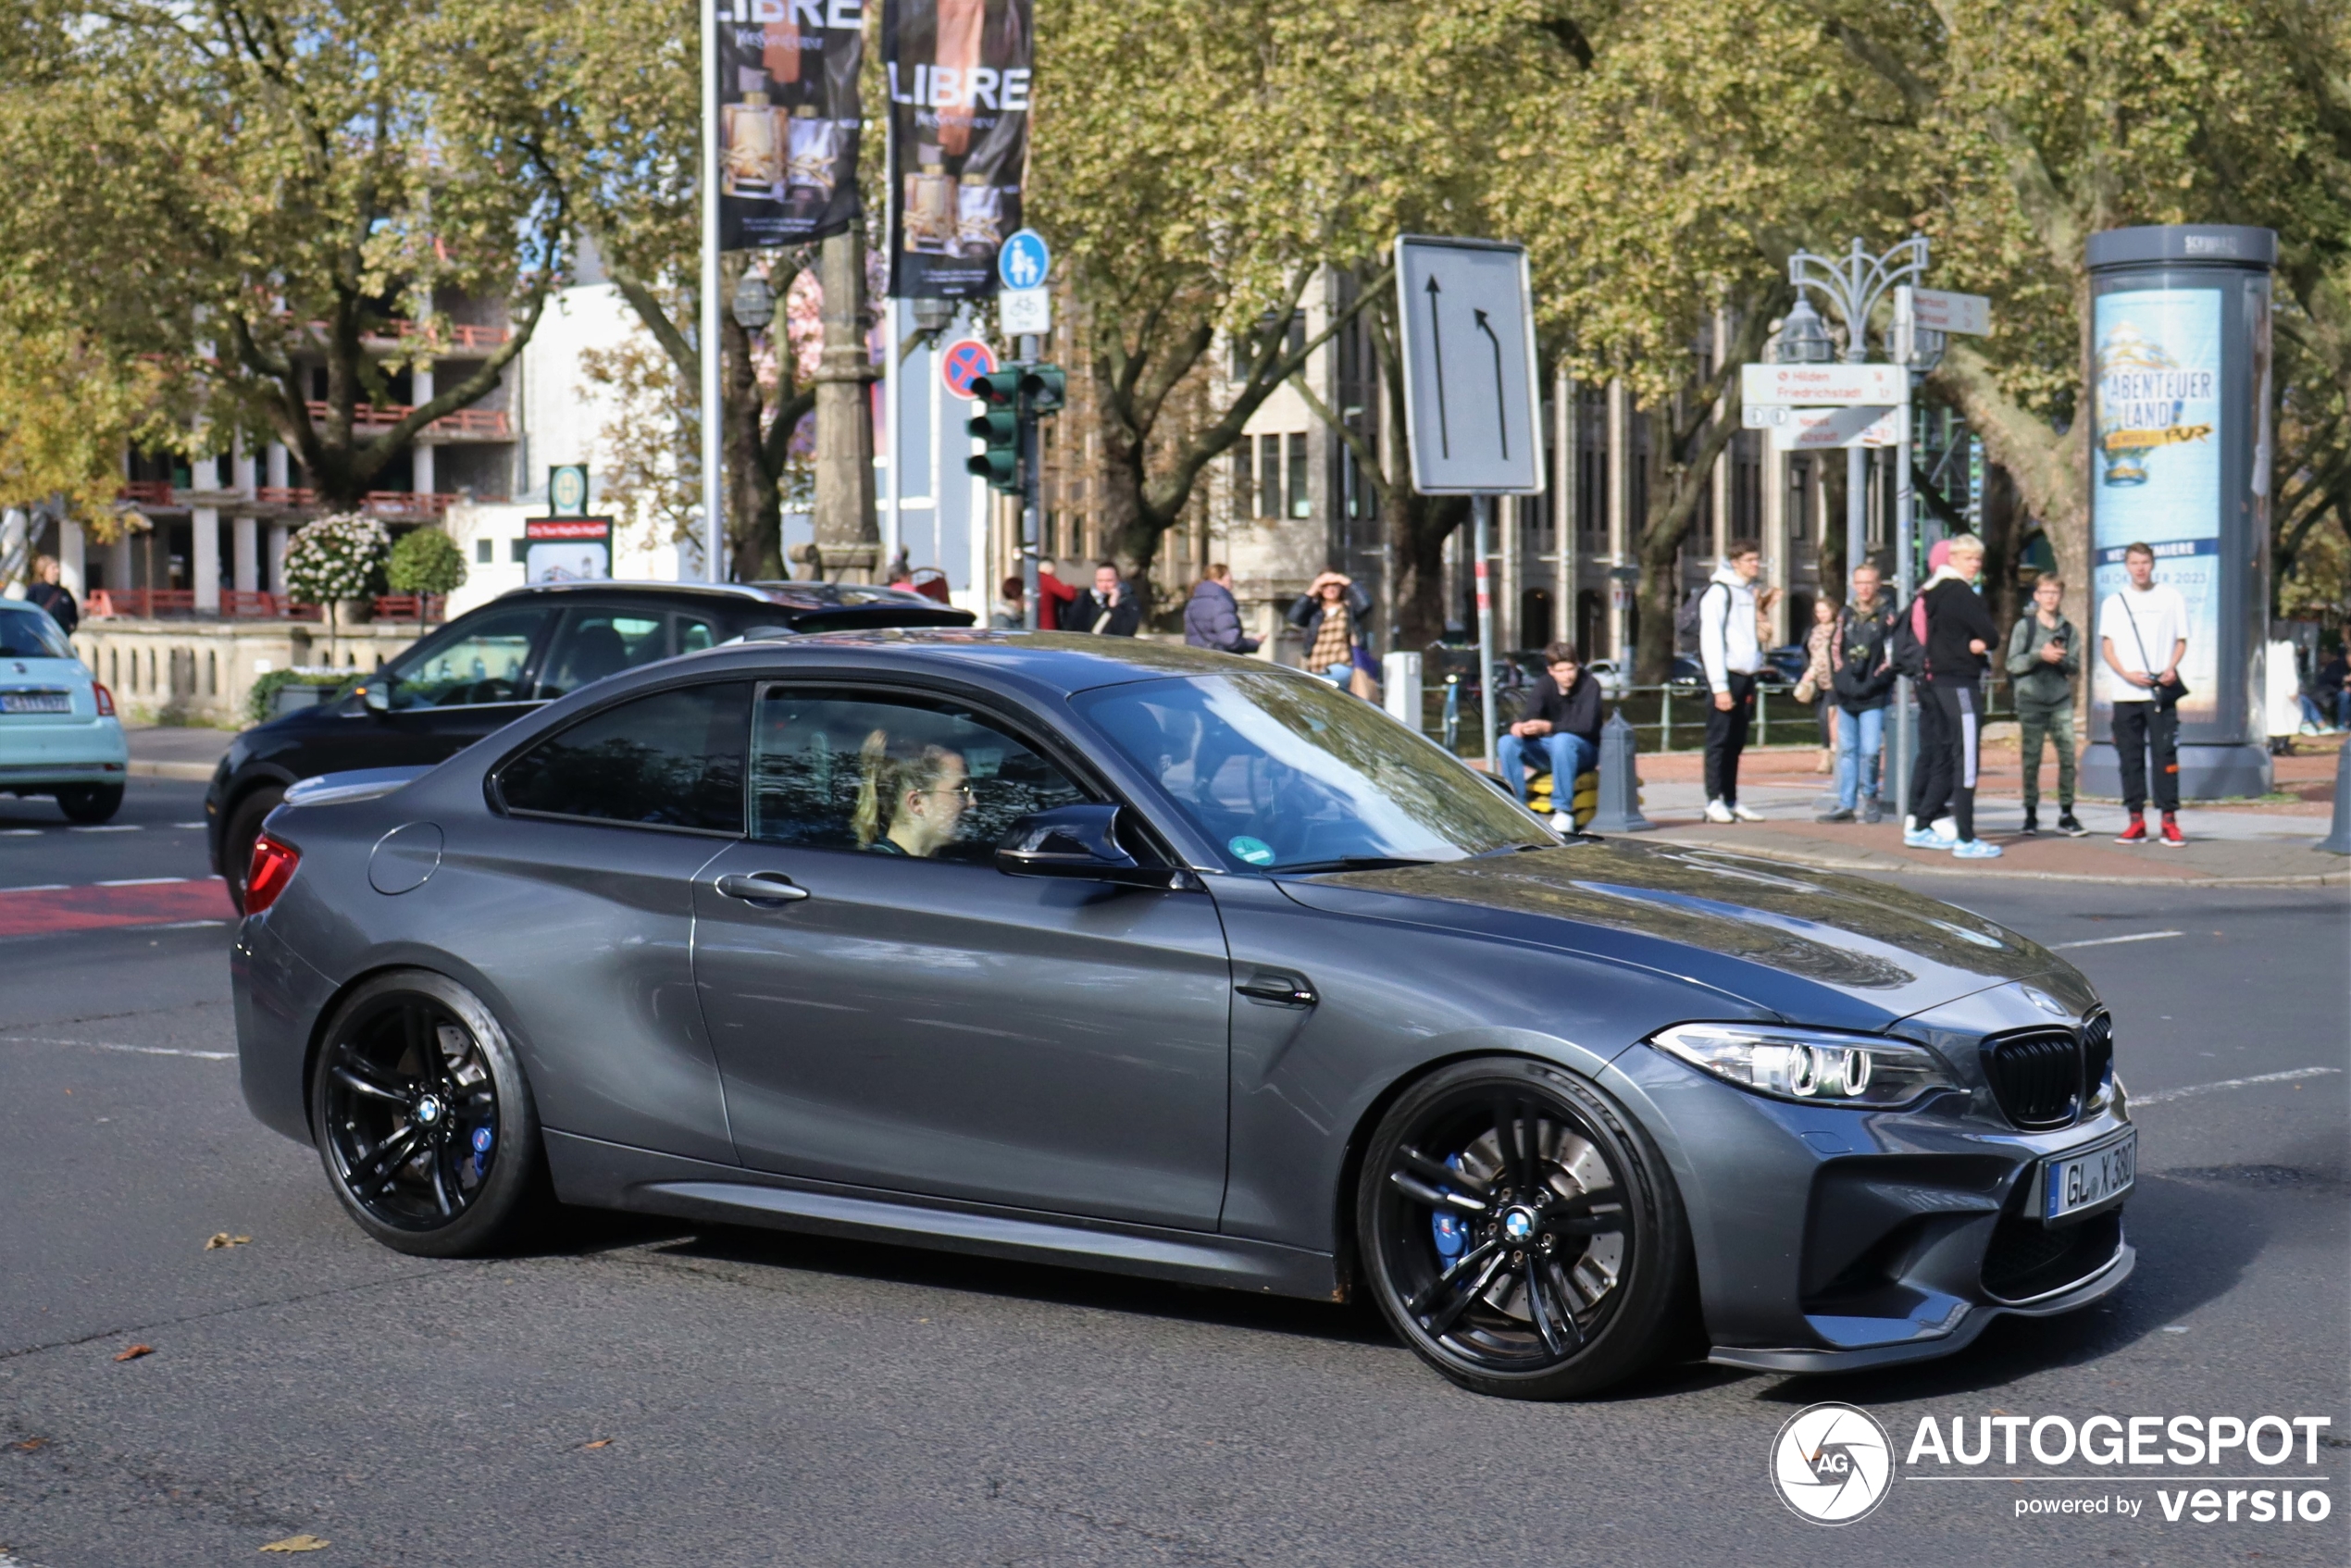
[0,691,71,714]
[2044,1128,2135,1224]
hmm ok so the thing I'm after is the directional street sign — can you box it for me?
[999,286,1050,338]
[1741,363,1908,407]
[1393,236,1544,494]
[999,230,1051,291]
[1762,404,1904,451]
[1905,287,1992,336]
[939,338,998,399]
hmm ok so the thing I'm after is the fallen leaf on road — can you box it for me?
[113,1344,153,1362]
[205,1233,253,1251]
[580,1438,612,1450]
[259,1534,330,1553]
[15,1437,46,1450]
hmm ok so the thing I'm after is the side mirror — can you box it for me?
[360,680,390,714]
[995,803,1141,879]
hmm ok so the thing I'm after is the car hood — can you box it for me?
[1274,838,2086,1031]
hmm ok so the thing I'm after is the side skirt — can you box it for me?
[543,1130,1344,1302]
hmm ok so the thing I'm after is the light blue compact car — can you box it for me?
[0,598,128,822]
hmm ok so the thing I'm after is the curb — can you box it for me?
[1636,832,2351,889]
[127,760,220,782]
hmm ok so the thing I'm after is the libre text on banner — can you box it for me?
[886,0,1033,300]
[2090,288,2221,725]
[715,0,865,251]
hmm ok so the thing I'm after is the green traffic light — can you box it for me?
[965,366,1026,493]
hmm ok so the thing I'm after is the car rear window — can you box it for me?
[0,605,74,659]
[495,682,752,833]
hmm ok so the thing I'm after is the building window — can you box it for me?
[476,538,493,565]
[1258,433,1281,518]
[1287,432,1309,519]
[510,538,529,564]
[1232,442,1253,520]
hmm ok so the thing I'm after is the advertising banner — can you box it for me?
[884,0,1033,299]
[525,517,613,585]
[715,0,864,252]
[2089,288,2221,725]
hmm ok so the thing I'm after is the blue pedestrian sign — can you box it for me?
[999,230,1051,291]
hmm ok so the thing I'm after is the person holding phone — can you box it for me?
[2006,573,2085,836]
[2099,541,2190,845]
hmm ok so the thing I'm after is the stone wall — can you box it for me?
[69,619,429,728]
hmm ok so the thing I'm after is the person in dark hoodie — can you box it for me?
[1495,642,1602,832]
[1183,564,1260,653]
[1921,532,2001,859]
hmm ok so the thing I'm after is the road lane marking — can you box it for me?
[2133,1065,2343,1105]
[174,821,207,828]
[0,1035,235,1061]
[66,825,142,832]
[0,884,68,892]
[2052,929,2184,950]
[94,877,193,887]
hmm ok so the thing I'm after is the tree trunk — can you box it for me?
[807,228,877,581]
[1979,460,2024,646]
[1387,492,1465,650]
[1817,457,1847,604]
[722,308,784,581]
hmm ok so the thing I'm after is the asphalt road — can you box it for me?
[2,787,2345,1566]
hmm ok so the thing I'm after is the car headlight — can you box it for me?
[1648,1022,1958,1109]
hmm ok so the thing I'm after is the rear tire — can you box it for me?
[222,785,284,912]
[56,783,124,824]
[1357,1056,1693,1400]
[309,970,548,1258]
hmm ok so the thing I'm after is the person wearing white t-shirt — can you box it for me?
[2098,541,2190,845]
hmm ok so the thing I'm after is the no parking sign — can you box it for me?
[940,339,998,399]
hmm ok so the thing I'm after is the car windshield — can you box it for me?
[1075,671,1550,873]
[0,605,73,659]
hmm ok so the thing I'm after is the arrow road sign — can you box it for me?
[1741,363,1908,407]
[1906,287,1991,336]
[1394,236,1543,494]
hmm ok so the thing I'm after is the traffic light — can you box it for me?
[1020,363,1066,415]
[966,368,1022,493]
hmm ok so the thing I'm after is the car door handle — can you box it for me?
[1236,968,1317,1007]
[715,871,811,904]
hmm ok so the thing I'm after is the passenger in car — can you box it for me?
[852,728,970,857]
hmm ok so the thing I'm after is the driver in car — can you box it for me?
[852,729,970,857]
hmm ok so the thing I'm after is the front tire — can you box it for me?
[56,783,124,824]
[309,970,547,1257]
[1358,1057,1692,1400]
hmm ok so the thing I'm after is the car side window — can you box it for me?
[751,689,1087,864]
[382,605,554,709]
[535,610,671,700]
[675,616,718,655]
[496,682,752,833]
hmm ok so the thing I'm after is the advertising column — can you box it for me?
[2081,225,2275,802]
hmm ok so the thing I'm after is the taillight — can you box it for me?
[92,682,117,716]
[244,834,300,915]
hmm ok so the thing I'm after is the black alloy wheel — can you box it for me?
[1359,1058,1691,1400]
[310,971,544,1257]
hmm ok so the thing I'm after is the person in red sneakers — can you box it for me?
[2098,541,2190,844]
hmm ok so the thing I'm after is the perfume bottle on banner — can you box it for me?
[903,157,956,255]
[722,70,787,201]
[786,107,840,198]
[953,173,1003,259]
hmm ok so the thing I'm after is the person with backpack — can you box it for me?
[1818,562,1896,823]
[1694,542,1775,824]
[2006,572,2086,836]
[1909,532,2002,859]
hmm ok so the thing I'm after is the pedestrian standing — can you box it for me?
[1818,563,1894,823]
[24,554,77,636]
[1916,533,2001,859]
[990,575,1026,630]
[1902,540,1958,845]
[1077,562,1142,636]
[1799,596,1838,774]
[1183,564,1261,653]
[1034,560,1079,631]
[1287,570,1374,687]
[2315,641,2351,731]
[1698,543,1774,824]
[1496,641,1602,832]
[2006,573,2085,836]
[2098,541,2191,845]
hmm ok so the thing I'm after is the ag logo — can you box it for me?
[1771,1401,1892,1524]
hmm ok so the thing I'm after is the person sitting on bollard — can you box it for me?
[1496,641,1602,833]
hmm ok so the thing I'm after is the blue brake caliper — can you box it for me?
[1430,1153,1470,1262]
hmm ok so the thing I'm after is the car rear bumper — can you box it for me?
[231,908,341,1144]
[0,717,130,787]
